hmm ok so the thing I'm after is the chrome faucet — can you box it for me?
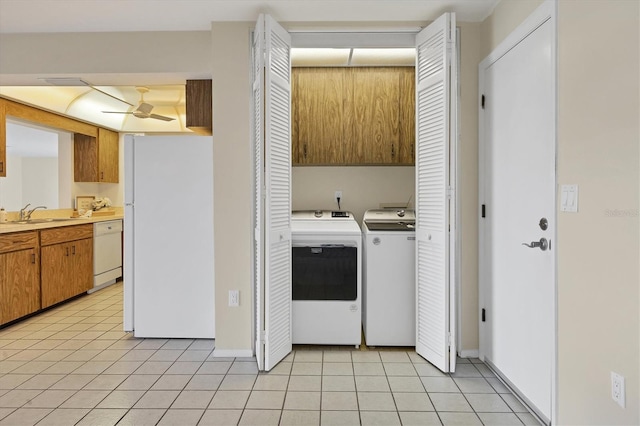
[19,204,47,221]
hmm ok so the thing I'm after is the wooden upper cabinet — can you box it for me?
[186,79,212,135]
[293,68,346,165]
[292,67,415,166]
[74,128,119,183]
[346,68,401,165]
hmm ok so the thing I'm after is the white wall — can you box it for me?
[0,154,23,210]
[292,167,414,223]
[556,1,639,423]
[22,157,58,208]
[211,22,254,353]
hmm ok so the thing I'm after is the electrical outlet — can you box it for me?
[228,290,239,307]
[335,191,342,202]
[611,372,625,408]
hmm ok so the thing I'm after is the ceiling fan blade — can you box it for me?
[137,102,154,115]
[102,111,134,114]
[149,114,176,122]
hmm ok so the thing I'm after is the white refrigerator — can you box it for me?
[123,135,215,338]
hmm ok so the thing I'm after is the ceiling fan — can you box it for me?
[102,86,175,121]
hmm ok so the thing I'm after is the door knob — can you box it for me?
[522,237,549,251]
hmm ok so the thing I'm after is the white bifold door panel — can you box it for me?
[252,14,293,372]
[414,12,458,373]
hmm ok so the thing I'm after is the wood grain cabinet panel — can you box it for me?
[41,225,93,308]
[346,68,401,164]
[0,231,40,324]
[292,67,415,166]
[74,128,119,183]
[398,68,416,165]
[293,68,346,165]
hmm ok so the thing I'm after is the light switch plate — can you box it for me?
[561,184,578,212]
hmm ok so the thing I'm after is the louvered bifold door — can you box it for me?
[252,16,265,372]
[263,14,293,371]
[414,12,457,373]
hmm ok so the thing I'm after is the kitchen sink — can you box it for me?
[6,218,75,225]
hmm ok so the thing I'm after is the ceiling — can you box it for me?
[0,0,498,133]
[0,1,499,34]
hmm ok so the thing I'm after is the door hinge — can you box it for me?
[446,188,454,199]
[481,204,486,218]
[481,94,485,109]
[482,308,486,322]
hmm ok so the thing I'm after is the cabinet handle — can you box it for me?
[72,245,76,255]
[31,253,36,264]
[100,171,104,180]
[303,143,307,159]
[65,247,69,257]
[0,161,3,173]
[391,144,395,158]
[411,143,414,158]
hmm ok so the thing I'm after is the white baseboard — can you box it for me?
[212,348,254,358]
[459,349,479,358]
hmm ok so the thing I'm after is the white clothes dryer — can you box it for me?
[291,210,362,346]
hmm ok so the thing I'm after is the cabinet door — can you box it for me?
[398,68,416,165]
[72,238,93,294]
[74,133,98,182]
[0,249,40,324]
[346,68,401,164]
[74,129,119,182]
[41,243,71,308]
[294,68,346,165]
[98,128,119,182]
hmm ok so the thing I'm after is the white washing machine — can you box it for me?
[291,210,362,346]
[362,209,416,346]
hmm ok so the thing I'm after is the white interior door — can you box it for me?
[479,3,555,423]
[253,14,292,372]
[414,12,457,373]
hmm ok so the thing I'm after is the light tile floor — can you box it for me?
[0,283,541,425]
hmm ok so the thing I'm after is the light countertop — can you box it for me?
[0,215,124,234]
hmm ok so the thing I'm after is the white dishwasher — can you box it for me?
[90,219,123,293]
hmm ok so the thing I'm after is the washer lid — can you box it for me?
[364,209,415,222]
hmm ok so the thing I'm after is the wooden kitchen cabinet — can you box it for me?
[40,224,93,308]
[0,231,40,324]
[74,127,119,183]
[291,67,415,166]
